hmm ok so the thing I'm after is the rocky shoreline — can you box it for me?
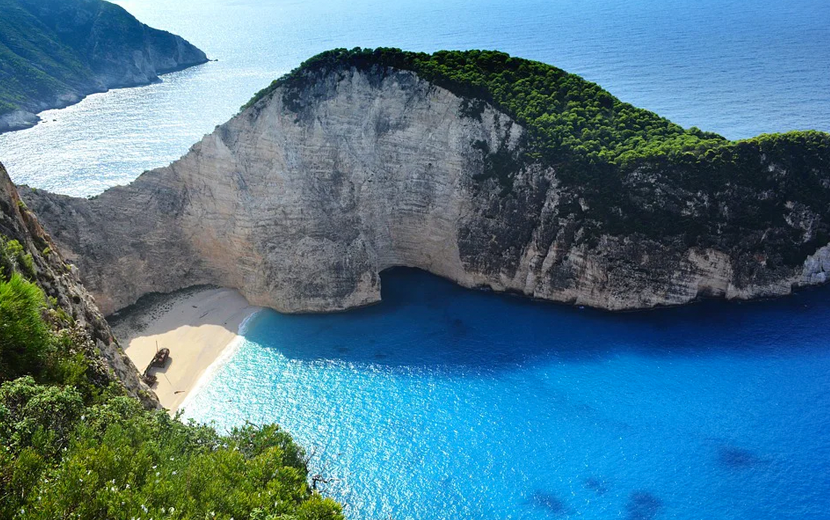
[0,61,210,133]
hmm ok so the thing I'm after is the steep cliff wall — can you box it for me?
[20,60,830,314]
[0,0,208,132]
[1,163,158,407]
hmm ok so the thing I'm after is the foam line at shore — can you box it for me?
[176,308,264,414]
[111,287,261,411]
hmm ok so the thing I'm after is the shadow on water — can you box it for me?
[704,442,771,471]
[528,490,571,516]
[246,268,830,369]
[626,491,663,520]
[584,476,610,495]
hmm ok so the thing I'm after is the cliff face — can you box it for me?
[0,163,158,407]
[19,63,830,314]
[0,0,208,132]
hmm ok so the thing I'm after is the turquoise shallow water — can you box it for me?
[182,269,830,520]
[1,0,829,196]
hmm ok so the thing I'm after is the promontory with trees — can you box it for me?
[249,48,829,259]
[0,0,208,132]
[21,47,830,316]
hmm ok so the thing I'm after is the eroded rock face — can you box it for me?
[20,67,830,314]
[0,163,158,408]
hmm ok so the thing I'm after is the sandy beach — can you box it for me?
[109,287,259,412]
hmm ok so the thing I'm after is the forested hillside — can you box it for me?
[0,0,207,131]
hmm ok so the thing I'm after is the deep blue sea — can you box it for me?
[181,269,830,520]
[0,0,828,196]
[1,1,829,518]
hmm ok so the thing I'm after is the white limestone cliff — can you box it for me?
[20,67,830,314]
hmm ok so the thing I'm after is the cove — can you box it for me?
[181,268,830,519]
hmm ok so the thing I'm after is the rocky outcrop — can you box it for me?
[0,0,208,133]
[1,163,158,407]
[19,65,830,314]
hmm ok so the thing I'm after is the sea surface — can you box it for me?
[182,269,830,520]
[2,1,829,518]
[0,0,829,196]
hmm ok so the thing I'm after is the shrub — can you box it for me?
[0,261,342,519]
[1,238,35,280]
[0,384,344,520]
[0,273,52,381]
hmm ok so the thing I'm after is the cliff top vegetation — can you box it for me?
[245,48,827,173]
[245,48,830,264]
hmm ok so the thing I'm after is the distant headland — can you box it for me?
[0,0,208,133]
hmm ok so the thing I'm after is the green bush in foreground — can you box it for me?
[0,273,52,382]
[0,384,342,519]
[0,385,342,519]
[0,235,343,520]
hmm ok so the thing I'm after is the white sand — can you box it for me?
[110,287,259,412]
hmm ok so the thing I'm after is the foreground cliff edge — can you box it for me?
[0,162,157,407]
[0,0,209,133]
[0,162,344,519]
[20,48,830,315]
